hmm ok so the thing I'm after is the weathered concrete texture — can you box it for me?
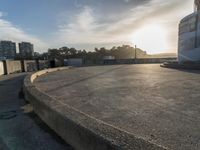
[4,60,22,74]
[0,73,73,150]
[34,64,200,150]
[22,60,38,72]
[24,67,166,150]
[38,60,49,70]
[0,61,4,75]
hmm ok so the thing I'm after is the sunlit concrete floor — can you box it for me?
[35,64,200,150]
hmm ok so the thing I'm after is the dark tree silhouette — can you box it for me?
[43,45,147,64]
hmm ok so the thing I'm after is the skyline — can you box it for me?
[0,0,194,54]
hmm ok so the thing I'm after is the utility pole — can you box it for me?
[194,0,200,48]
[134,45,137,63]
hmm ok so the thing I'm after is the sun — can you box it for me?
[131,25,169,54]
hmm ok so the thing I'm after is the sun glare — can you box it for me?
[131,25,169,54]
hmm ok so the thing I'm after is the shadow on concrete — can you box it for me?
[0,74,27,88]
[0,137,9,150]
[0,73,74,150]
[27,109,73,149]
[0,110,18,120]
[161,63,200,74]
[46,65,126,93]
[171,68,200,74]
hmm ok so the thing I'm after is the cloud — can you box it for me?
[56,5,134,47]
[124,0,130,3]
[0,12,3,17]
[0,0,193,53]
[55,0,193,52]
[0,13,47,52]
[104,0,191,34]
[0,12,7,18]
[56,6,109,45]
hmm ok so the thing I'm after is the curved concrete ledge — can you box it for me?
[161,62,200,70]
[23,67,167,150]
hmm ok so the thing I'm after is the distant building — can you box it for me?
[103,56,115,60]
[178,0,200,63]
[19,42,34,59]
[34,52,40,57]
[0,41,16,59]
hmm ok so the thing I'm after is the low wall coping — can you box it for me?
[23,67,168,150]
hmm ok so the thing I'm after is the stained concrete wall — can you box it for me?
[178,12,200,63]
[103,58,176,65]
[0,61,4,75]
[22,60,37,72]
[23,60,50,72]
[65,58,83,67]
[4,60,22,74]
[38,60,49,70]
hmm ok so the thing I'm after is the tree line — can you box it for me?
[44,45,148,62]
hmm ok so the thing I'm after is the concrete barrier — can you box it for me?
[22,60,38,72]
[161,62,200,70]
[0,61,4,75]
[4,60,22,74]
[23,67,167,150]
[38,60,49,70]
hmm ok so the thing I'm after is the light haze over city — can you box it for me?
[0,0,194,53]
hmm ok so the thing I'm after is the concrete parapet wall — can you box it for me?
[161,62,200,70]
[23,67,167,150]
[22,60,38,72]
[4,60,22,74]
[23,60,50,72]
[38,60,49,70]
[103,58,176,65]
[0,61,4,75]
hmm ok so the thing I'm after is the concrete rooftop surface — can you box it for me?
[34,64,200,150]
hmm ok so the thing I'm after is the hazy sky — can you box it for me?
[0,0,194,54]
